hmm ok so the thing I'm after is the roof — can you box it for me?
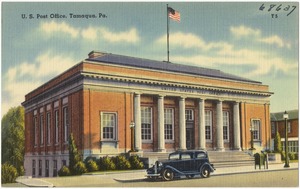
[86,51,261,84]
[271,110,299,121]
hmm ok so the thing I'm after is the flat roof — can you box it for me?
[86,52,262,84]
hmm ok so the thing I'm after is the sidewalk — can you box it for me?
[15,162,298,187]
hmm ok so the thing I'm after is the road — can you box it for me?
[43,169,298,187]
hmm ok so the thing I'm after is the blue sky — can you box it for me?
[1,2,299,116]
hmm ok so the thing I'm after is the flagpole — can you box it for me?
[167,4,170,63]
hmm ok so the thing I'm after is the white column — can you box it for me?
[198,98,206,150]
[179,97,186,150]
[216,100,224,151]
[157,95,165,152]
[233,102,241,151]
[134,93,142,151]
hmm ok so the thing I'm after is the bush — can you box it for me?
[73,161,87,175]
[129,155,144,169]
[114,155,131,170]
[98,156,116,171]
[288,153,296,160]
[1,163,18,183]
[58,166,71,177]
[85,159,99,172]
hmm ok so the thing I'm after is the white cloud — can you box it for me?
[230,25,290,48]
[230,25,261,38]
[81,26,98,40]
[99,27,140,43]
[40,21,79,38]
[2,51,77,116]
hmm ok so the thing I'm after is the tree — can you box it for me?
[1,106,25,176]
[274,131,282,153]
[68,133,82,174]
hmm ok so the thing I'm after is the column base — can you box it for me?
[197,147,206,150]
[216,147,225,152]
[233,147,241,151]
[157,149,166,153]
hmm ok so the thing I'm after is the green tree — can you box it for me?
[1,106,25,176]
[274,131,282,153]
[68,133,82,174]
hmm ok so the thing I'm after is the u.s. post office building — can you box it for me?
[22,51,272,177]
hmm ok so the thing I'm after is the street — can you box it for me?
[41,169,298,187]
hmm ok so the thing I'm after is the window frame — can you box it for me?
[251,119,261,141]
[205,110,212,141]
[54,109,59,145]
[185,109,194,121]
[100,112,118,141]
[40,115,44,146]
[164,108,174,141]
[63,106,69,143]
[223,111,230,142]
[46,112,51,145]
[141,106,153,142]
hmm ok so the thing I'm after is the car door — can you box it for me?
[180,152,193,172]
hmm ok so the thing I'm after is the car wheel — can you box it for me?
[162,169,174,181]
[200,166,211,178]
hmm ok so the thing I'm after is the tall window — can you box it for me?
[223,111,229,141]
[288,122,291,133]
[54,110,59,144]
[63,107,69,143]
[38,160,42,176]
[185,109,194,121]
[101,113,117,140]
[164,108,174,140]
[252,119,261,140]
[45,160,49,177]
[34,117,37,146]
[141,107,152,141]
[271,122,276,134]
[32,160,36,177]
[40,115,44,145]
[53,160,58,177]
[205,110,212,140]
[46,112,51,145]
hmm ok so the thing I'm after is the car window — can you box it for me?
[181,153,191,160]
[169,153,180,160]
[196,152,206,159]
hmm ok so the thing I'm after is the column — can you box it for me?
[233,102,241,150]
[157,95,165,152]
[198,98,206,150]
[179,97,186,150]
[216,100,224,151]
[134,93,142,151]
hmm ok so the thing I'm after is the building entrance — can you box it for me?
[186,128,194,150]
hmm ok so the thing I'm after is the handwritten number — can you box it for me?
[259,4,265,11]
[287,6,296,16]
[268,4,276,11]
[276,4,282,11]
[284,5,290,11]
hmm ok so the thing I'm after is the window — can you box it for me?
[169,153,180,160]
[34,117,37,146]
[271,122,276,134]
[40,115,44,145]
[101,113,117,140]
[185,109,194,121]
[54,110,59,144]
[181,153,191,160]
[252,119,261,141]
[38,160,42,176]
[164,108,174,140]
[288,122,291,133]
[205,110,212,140]
[32,160,36,177]
[63,107,69,143]
[284,141,299,153]
[141,107,152,141]
[196,152,206,159]
[45,160,49,177]
[53,160,57,177]
[223,111,229,141]
[46,112,51,145]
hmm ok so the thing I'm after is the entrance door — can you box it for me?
[186,128,194,150]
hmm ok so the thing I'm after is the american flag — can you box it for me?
[168,7,180,22]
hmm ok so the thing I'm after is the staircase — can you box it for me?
[208,151,254,168]
[142,151,254,168]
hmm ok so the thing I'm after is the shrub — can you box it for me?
[288,153,296,160]
[1,163,18,183]
[114,155,131,170]
[100,156,116,171]
[129,155,144,169]
[58,166,71,177]
[85,159,99,172]
[73,161,88,175]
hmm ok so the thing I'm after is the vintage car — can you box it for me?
[146,150,215,181]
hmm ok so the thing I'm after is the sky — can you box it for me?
[1,2,299,117]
